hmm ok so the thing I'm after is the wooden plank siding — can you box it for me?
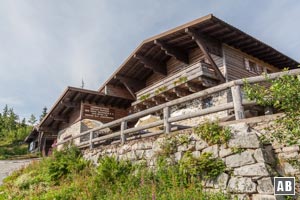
[223,44,280,81]
[145,47,224,87]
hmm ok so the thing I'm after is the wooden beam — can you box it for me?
[161,93,177,101]
[60,100,78,108]
[184,82,203,93]
[142,100,156,108]
[114,75,145,90]
[39,127,57,133]
[154,40,189,64]
[50,115,68,123]
[219,31,238,41]
[104,84,135,100]
[122,82,136,99]
[152,96,166,105]
[185,28,225,82]
[172,88,190,97]
[134,54,167,76]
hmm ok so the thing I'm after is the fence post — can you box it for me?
[121,121,127,145]
[163,107,171,133]
[231,85,245,120]
[89,131,94,149]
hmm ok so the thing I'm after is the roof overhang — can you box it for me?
[39,87,133,131]
[98,14,299,92]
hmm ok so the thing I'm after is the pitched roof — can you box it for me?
[98,14,299,92]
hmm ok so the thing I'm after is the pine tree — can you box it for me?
[28,114,37,126]
[39,107,48,122]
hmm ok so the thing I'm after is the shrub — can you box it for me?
[244,72,300,145]
[194,121,231,145]
[179,152,226,180]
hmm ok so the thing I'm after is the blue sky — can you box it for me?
[0,0,299,121]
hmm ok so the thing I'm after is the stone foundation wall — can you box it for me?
[170,90,231,127]
[82,122,297,199]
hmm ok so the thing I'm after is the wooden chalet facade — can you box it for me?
[27,14,299,155]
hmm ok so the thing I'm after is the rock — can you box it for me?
[257,177,274,194]
[278,152,298,160]
[202,144,218,157]
[189,133,201,141]
[192,151,200,158]
[227,177,257,193]
[254,148,266,163]
[177,144,188,152]
[118,144,131,154]
[225,150,255,168]
[219,144,233,158]
[231,194,250,200]
[216,173,229,190]
[135,150,145,159]
[174,151,183,162]
[252,194,276,200]
[282,145,299,153]
[144,149,154,159]
[195,140,208,151]
[234,163,270,177]
[228,132,260,149]
[228,123,250,133]
[283,162,300,175]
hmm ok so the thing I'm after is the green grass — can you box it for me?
[0,146,230,200]
[0,139,37,160]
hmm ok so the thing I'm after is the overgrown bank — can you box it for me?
[0,146,229,200]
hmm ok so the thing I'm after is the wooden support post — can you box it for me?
[231,85,245,120]
[163,107,171,134]
[121,121,127,145]
[89,131,94,149]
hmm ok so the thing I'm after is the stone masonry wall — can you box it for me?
[170,89,231,127]
[82,122,294,200]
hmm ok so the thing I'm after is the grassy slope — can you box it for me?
[0,147,230,200]
[0,139,38,160]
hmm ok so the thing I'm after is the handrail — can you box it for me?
[55,68,300,149]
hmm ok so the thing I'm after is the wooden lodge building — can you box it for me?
[25,14,299,155]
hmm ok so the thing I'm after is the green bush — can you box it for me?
[194,121,231,145]
[244,72,300,145]
[48,146,88,181]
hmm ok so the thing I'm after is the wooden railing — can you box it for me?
[133,62,218,106]
[55,68,300,149]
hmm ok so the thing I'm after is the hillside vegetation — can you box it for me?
[0,105,44,160]
[0,146,229,200]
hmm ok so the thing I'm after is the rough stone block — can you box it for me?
[202,145,218,157]
[216,173,229,190]
[227,177,257,193]
[228,133,260,149]
[282,145,299,153]
[219,144,233,158]
[192,151,200,158]
[231,194,250,200]
[135,150,145,159]
[252,194,276,200]
[144,149,154,159]
[257,177,274,194]
[225,150,256,168]
[233,163,270,177]
[278,152,298,160]
[174,151,183,162]
[177,144,188,152]
[228,123,250,133]
[254,148,275,164]
[283,162,300,175]
[195,140,208,151]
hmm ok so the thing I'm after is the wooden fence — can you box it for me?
[55,68,300,149]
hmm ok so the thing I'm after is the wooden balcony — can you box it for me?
[132,62,220,109]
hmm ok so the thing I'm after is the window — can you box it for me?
[244,58,258,73]
[202,97,213,109]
